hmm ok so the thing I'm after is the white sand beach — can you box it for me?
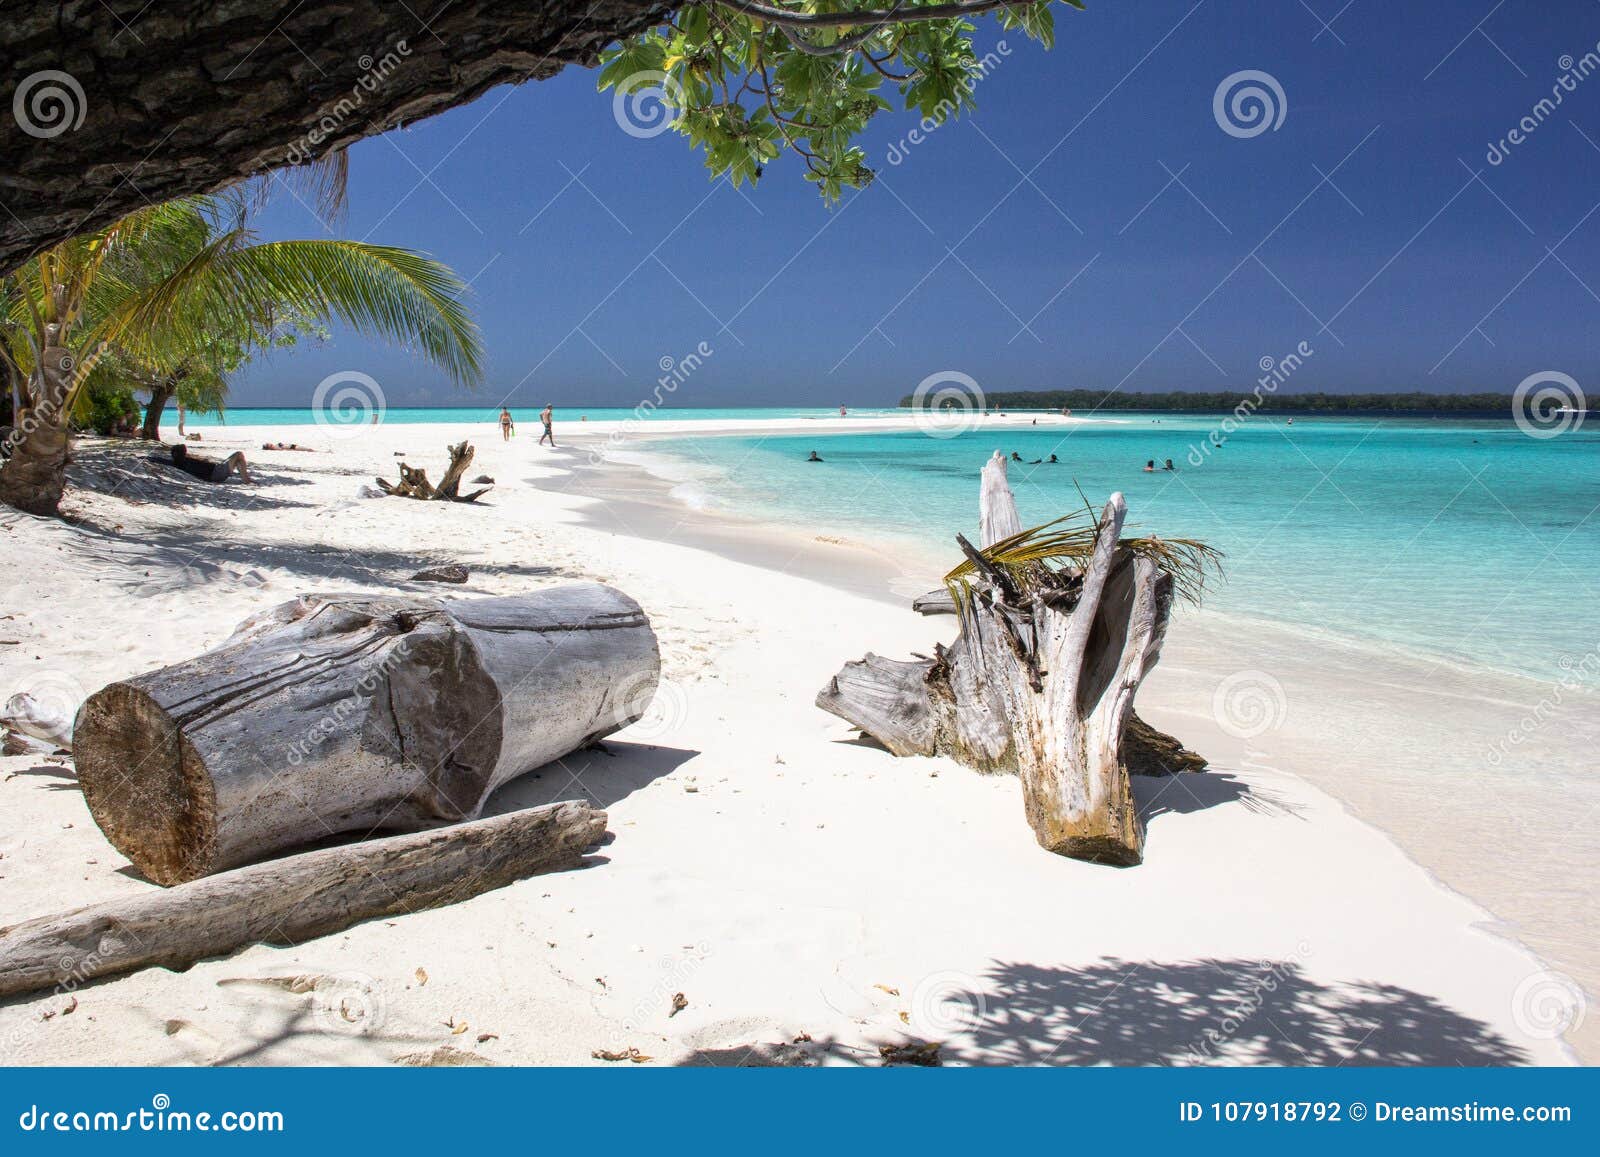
[0,417,1583,1067]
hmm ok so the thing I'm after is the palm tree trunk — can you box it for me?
[0,345,75,517]
[141,379,174,440]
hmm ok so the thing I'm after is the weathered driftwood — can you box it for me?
[1,691,75,750]
[0,801,605,999]
[73,585,659,884]
[818,453,1181,866]
[377,439,492,502]
[1123,712,1208,776]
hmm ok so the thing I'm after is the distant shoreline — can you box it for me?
[898,390,1529,417]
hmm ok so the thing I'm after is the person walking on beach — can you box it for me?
[539,404,555,447]
[499,407,515,441]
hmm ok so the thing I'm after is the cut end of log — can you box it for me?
[74,683,218,886]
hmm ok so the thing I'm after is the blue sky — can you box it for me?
[235,0,1600,408]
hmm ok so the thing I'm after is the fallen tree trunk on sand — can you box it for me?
[818,453,1216,866]
[73,586,658,884]
[377,440,493,502]
[0,801,604,1000]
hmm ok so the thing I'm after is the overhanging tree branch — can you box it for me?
[710,1,1034,29]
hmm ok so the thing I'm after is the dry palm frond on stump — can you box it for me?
[818,452,1221,866]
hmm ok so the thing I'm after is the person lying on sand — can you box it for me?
[261,442,312,451]
[161,443,254,484]
[807,450,824,462]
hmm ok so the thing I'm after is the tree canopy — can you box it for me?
[600,1,1079,200]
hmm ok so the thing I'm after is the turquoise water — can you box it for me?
[642,415,1600,683]
[182,405,904,426]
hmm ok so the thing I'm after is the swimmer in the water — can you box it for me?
[1143,459,1155,472]
[807,450,824,462]
[1011,451,1024,462]
[1163,458,1175,471]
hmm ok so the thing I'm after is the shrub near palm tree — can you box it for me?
[0,196,483,517]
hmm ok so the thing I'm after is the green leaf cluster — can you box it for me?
[598,2,1077,201]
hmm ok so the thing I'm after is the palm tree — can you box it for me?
[0,195,483,516]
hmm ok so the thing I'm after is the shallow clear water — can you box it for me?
[642,415,1600,683]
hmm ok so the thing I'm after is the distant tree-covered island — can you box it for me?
[899,390,1520,416]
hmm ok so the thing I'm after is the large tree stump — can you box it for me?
[818,454,1185,866]
[377,440,492,501]
[0,800,606,999]
[72,585,659,884]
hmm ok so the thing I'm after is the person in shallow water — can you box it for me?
[1164,458,1176,471]
[1011,451,1023,462]
[164,443,253,483]
[1144,459,1155,472]
[807,450,824,462]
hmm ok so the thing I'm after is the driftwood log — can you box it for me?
[377,440,492,501]
[72,585,659,884]
[818,453,1185,866]
[0,801,605,1000]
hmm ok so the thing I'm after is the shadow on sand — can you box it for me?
[936,957,1524,1066]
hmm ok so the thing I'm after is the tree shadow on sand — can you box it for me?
[943,958,1525,1066]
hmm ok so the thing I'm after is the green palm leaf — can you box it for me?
[944,506,1223,610]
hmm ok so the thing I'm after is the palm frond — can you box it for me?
[944,506,1223,610]
[96,236,484,388]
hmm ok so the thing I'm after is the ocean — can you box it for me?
[638,413,1600,685]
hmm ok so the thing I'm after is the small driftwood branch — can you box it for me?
[818,453,1198,867]
[377,440,493,502]
[0,801,605,1000]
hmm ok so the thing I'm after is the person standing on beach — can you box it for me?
[499,407,514,441]
[539,404,555,447]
